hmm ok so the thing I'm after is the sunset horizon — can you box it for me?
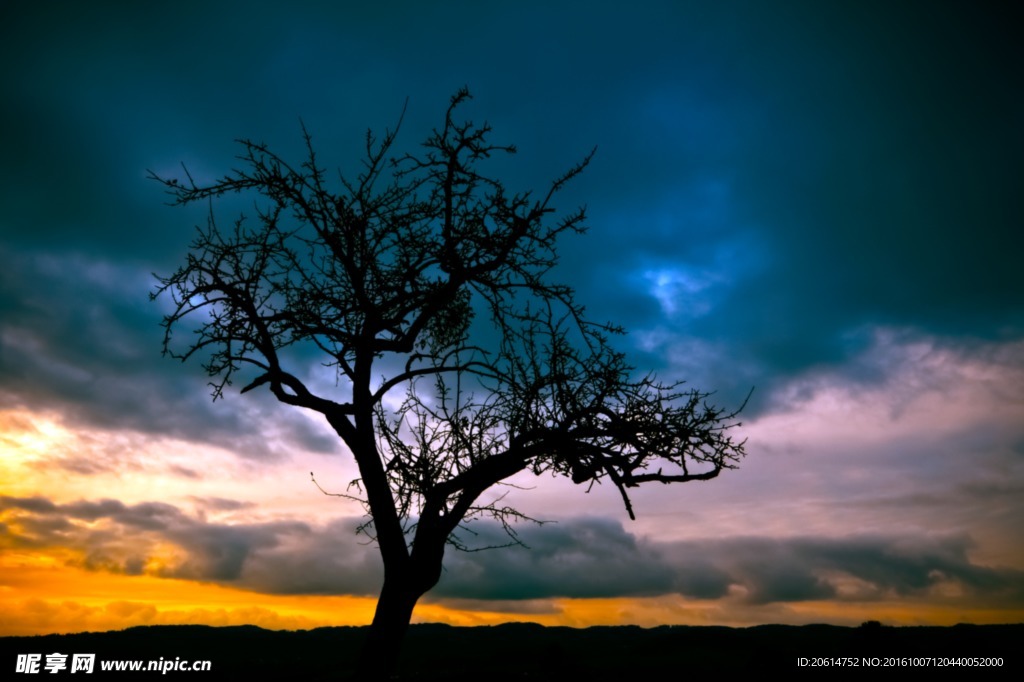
[2,1,1022,648]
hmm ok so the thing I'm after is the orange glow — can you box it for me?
[0,554,379,636]
[5,545,1023,637]
[4,407,1023,638]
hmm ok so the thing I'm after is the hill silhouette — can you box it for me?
[2,622,1019,679]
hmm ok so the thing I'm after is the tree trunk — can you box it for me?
[353,527,446,680]
[354,573,424,680]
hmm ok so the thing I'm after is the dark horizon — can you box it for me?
[5,622,1019,678]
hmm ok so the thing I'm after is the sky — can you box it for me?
[1,1,1023,636]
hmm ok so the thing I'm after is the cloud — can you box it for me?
[3,1,1020,462]
[435,518,677,600]
[660,535,1024,606]
[188,497,256,512]
[0,248,341,461]
[0,496,381,595]
[3,496,1021,613]
[435,520,1024,608]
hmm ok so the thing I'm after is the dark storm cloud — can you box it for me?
[237,518,384,596]
[434,518,677,600]
[2,2,1021,446]
[0,491,382,593]
[663,535,1024,606]
[433,520,1024,606]
[0,495,382,594]
[3,497,1021,608]
[588,3,1024,402]
[0,247,340,459]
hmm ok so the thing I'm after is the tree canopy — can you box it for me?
[152,88,747,676]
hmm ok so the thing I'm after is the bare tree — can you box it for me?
[152,88,746,678]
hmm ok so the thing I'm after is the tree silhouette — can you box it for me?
[152,88,747,678]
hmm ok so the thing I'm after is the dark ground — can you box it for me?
[2,622,1019,679]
